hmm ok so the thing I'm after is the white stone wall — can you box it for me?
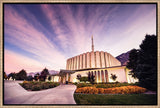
[66,51,121,70]
[70,71,88,83]
[76,56,79,70]
[125,68,139,83]
[79,54,83,69]
[83,53,86,69]
[100,51,105,68]
[107,67,127,83]
[95,51,100,68]
[68,66,138,83]
[74,57,77,70]
[91,52,95,68]
[86,52,90,68]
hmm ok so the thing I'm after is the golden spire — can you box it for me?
[92,35,94,52]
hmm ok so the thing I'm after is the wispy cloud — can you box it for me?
[4,4,156,73]
[5,50,44,73]
[5,5,66,73]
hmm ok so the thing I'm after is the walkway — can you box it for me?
[4,80,77,104]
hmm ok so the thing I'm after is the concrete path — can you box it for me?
[4,80,77,104]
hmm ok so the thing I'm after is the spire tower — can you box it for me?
[91,35,94,52]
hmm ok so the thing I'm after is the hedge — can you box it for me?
[76,82,138,88]
[75,86,146,94]
[20,81,60,91]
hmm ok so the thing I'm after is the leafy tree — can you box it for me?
[48,76,51,81]
[4,72,8,80]
[88,72,95,84]
[27,75,33,81]
[34,73,40,81]
[127,34,157,91]
[126,49,139,78]
[8,72,16,80]
[39,68,49,81]
[16,69,27,80]
[136,34,157,91]
[110,74,117,81]
[80,77,88,82]
[76,74,81,80]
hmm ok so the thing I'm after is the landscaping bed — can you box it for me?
[75,82,138,88]
[75,86,147,94]
[19,81,60,91]
[74,93,157,105]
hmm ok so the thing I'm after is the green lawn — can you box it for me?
[74,93,157,105]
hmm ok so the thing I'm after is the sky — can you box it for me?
[4,4,156,74]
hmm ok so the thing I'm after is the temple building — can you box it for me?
[56,36,138,83]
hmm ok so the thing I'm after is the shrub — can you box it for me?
[31,85,42,91]
[88,87,98,94]
[49,83,54,88]
[20,81,60,91]
[23,81,29,84]
[75,86,147,94]
[94,83,136,89]
[22,83,32,90]
[54,82,60,87]
[75,87,98,94]
[42,83,49,89]
[97,88,104,94]
[80,77,88,82]
[77,83,93,88]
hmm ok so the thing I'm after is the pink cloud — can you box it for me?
[5,50,44,74]
[4,4,156,74]
[5,5,66,73]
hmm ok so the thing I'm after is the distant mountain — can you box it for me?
[27,70,59,77]
[116,50,131,65]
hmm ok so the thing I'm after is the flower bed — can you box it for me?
[75,86,146,94]
[75,82,138,88]
[20,81,60,91]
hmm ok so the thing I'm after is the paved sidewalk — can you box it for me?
[4,80,77,104]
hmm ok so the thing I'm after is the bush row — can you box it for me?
[75,86,146,94]
[20,81,60,91]
[76,82,138,88]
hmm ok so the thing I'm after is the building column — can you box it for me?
[51,76,54,82]
[96,71,99,83]
[66,73,68,81]
[98,71,100,83]
[100,70,102,82]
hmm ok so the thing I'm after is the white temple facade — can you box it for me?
[58,36,138,83]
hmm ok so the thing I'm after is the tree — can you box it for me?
[76,74,81,81]
[4,72,8,80]
[136,34,157,91]
[88,72,95,84]
[126,49,139,78]
[80,77,88,82]
[110,74,117,81]
[34,73,40,81]
[27,75,33,81]
[16,69,27,80]
[48,76,51,81]
[39,68,49,81]
[8,72,16,80]
[127,34,157,91]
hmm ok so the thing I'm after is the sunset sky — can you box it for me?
[4,4,156,73]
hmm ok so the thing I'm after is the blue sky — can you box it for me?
[4,4,156,73]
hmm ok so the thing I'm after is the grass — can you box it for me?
[74,93,157,105]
